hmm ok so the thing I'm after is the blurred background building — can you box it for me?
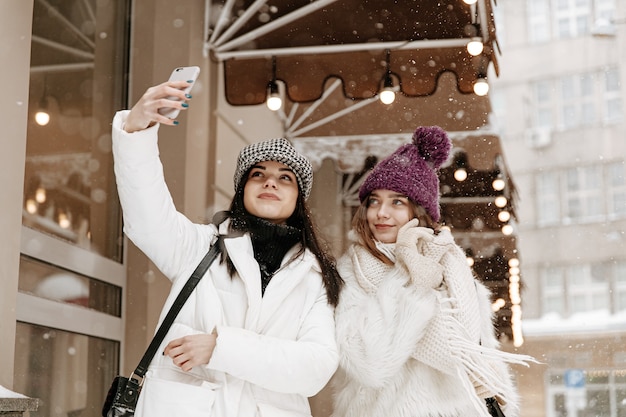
[489,1,626,416]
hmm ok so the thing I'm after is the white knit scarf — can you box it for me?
[349,233,536,417]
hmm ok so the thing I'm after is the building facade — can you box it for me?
[490,1,626,416]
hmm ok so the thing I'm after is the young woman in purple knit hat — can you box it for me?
[331,126,534,417]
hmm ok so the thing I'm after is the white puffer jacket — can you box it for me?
[112,111,338,417]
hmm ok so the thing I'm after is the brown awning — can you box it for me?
[206,0,499,105]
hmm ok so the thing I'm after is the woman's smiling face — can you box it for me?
[366,189,413,243]
[243,160,299,224]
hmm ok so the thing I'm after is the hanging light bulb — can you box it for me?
[266,80,282,111]
[35,96,50,126]
[379,74,396,105]
[25,199,38,214]
[454,167,467,182]
[58,212,71,229]
[266,56,282,111]
[380,49,396,105]
[35,187,47,203]
[502,224,514,235]
[473,75,489,96]
[467,37,484,56]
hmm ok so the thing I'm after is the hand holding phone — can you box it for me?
[158,66,200,119]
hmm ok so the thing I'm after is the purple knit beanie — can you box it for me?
[358,126,452,222]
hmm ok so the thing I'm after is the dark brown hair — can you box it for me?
[217,170,343,306]
[352,193,441,265]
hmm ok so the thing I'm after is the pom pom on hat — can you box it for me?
[358,126,452,222]
[412,125,451,169]
[233,138,314,199]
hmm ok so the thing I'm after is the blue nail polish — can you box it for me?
[185,94,192,99]
[187,80,194,83]
[173,120,179,125]
[182,103,189,108]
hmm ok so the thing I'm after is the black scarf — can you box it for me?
[231,214,301,295]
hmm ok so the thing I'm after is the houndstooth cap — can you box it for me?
[233,138,313,199]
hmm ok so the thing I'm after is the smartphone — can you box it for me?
[158,66,200,119]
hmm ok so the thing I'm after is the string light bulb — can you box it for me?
[380,49,396,105]
[473,75,489,96]
[492,176,506,191]
[35,96,50,126]
[266,80,282,111]
[467,37,484,56]
[494,196,508,208]
[266,56,282,111]
[379,75,396,105]
[454,167,468,182]
[508,258,520,268]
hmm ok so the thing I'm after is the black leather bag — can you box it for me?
[485,397,506,417]
[103,376,142,417]
[101,241,221,417]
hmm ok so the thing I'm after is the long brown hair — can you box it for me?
[352,193,441,265]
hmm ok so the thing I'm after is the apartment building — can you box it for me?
[490,1,626,416]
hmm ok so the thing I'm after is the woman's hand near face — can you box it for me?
[124,81,191,133]
[396,219,434,253]
[395,219,443,289]
[163,331,217,372]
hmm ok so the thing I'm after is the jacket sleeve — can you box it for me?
[112,110,215,280]
[207,288,338,397]
[333,252,438,389]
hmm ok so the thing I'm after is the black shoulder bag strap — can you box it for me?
[102,238,222,417]
[133,237,222,380]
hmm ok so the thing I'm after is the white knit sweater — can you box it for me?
[331,230,533,417]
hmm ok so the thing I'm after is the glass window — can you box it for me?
[536,80,553,103]
[23,0,130,262]
[548,369,626,417]
[562,104,577,128]
[561,76,576,100]
[604,68,619,92]
[543,267,565,316]
[581,102,595,125]
[18,255,121,317]
[568,264,609,313]
[13,322,119,417]
[527,0,551,43]
[604,67,623,123]
[615,262,626,312]
[537,171,561,224]
[564,165,604,220]
[594,0,616,22]
[584,389,610,416]
[16,1,129,414]
[607,162,626,217]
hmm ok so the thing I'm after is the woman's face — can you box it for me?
[243,161,299,224]
[366,189,413,243]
